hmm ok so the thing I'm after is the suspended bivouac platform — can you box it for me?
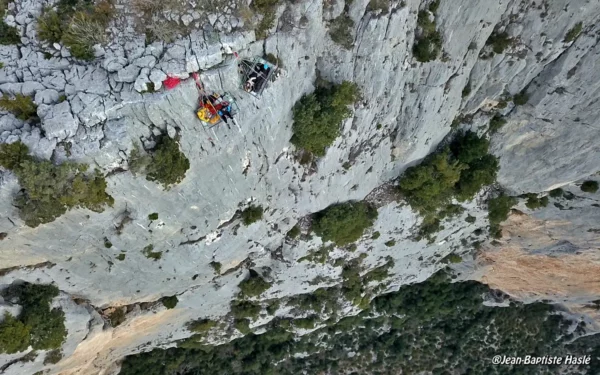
[238,57,278,97]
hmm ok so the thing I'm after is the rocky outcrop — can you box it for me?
[1,0,600,373]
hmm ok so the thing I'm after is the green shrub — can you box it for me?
[291,81,359,156]
[0,20,20,45]
[371,231,380,240]
[297,245,333,264]
[488,114,506,133]
[549,188,564,198]
[188,319,217,333]
[367,0,389,14]
[329,14,354,49]
[251,0,280,39]
[145,136,190,188]
[37,1,114,61]
[0,141,30,169]
[524,193,549,210]
[148,213,158,220]
[0,94,38,121]
[234,319,252,334]
[465,215,476,223]
[209,261,222,274]
[116,254,126,261]
[564,22,583,43]
[142,245,161,261]
[37,9,64,43]
[485,32,513,54]
[443,253,462,264]
[287,225,301,239]
[399,131,499,241]
[0,142,113,227]
[241,205,263,226]
[413,11,442,62]
[231,300,261,320]
[0,313,31,354]
[384,240,395,247]
[1,283,66,351]
[44,349,62,365]
[488,194,517,238]
[238,270,271,297]
[581,180,598,193]
[461,82,471,97]
[108,307,126,327]
[513,91,529,105]
[162,296,178,309]
[293,316,317,329]
[312,201,378,246]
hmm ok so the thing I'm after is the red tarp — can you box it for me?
[163,76,181,90]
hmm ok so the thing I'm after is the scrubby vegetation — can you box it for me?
[488,114,506,133]
[0,94,38,121]
[524,193,549,210]
[513,90,529,105]
[312,201,378,246]
[564,22,583,43]
[329,14,354,49]
[398,131,499,240]
[148,213,158,221]
[142,244,162,261]
[581,180,599,193]
[291,81,360,156]
[549,188,564,198]
[240,205,264,226]
[251,0,280,40]
[37,0,114,61]
[367,0,389,15]
[0,142,113,227]
[108,307,126,327]
[120,272,587,375]
[487,194,517,238]
[145,136,190,188]
[485,31,513,54]
[0,20,19,45]
[238,270,271,298]
[286,225,300,239]
[188,319,217,333]
[209,261,222,274]
[161,296,178,309]
[413,9,442,62]
[0,283,66,354]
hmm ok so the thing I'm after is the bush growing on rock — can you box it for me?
[0,142,113,227]
[581,180,599,193]
[513,90,529,105]
[231,300,261,320]
[564,22,583,43]
[188,319,217,333]
[161,296,178,309]
[0,283,66,352]
[0,20,20,45]
[398,131,499,239]
[44,349,63,365]
[0,94,38,121]
[241,205,264,226]
[144,136,190,188]
[238,270,271,298]
[487,194,517,238]
[291,81,360,156]
[329,14,354,49]
[488,114,506,133]
[37,0,114,61]
[0,313,31,354]
[251,0,280,39]
[312,201,378,246]
[413,10,442,62]
[524,193,549,210]
[485,32,513,54]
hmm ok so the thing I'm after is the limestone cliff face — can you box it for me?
[0,0,599,373]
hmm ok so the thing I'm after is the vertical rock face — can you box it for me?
[0,0,600,373]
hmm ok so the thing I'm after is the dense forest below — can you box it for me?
[120,273,598,375]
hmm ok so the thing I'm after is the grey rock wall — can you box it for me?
[1,0,600,373]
